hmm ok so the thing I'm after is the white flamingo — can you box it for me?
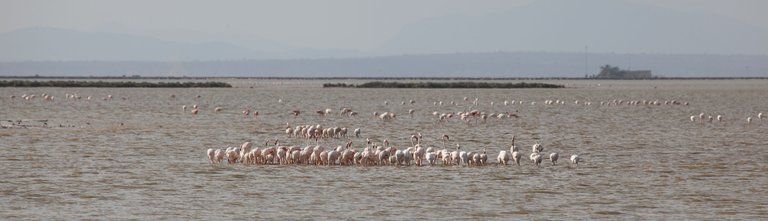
[532,142,543,153]
[497,150,510,165]
[510,136,522,166]
[549,153,559,165]
[570,155,580,165]
[479,148,487,165]
[442,134,450,149]
[451,144,461,165]
[530,152,542,166]
[459,146,468,165]
[207,148,215,163]
[425,152,436,166]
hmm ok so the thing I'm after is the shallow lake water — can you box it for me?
[1,79,767,219]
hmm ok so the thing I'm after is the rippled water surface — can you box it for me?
[1,79,767,220]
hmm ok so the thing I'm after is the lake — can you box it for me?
[1,79,766,219]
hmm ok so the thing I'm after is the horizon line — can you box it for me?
[2,76,767,81]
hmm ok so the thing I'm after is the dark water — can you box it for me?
[1,80,767,219]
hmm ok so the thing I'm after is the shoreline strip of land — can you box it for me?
[0,80,232,88]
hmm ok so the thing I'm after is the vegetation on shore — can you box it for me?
[323,81,564,89]
[0,80,232,88]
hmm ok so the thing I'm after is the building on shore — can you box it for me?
[592,65,652,79]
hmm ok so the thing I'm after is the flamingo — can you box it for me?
[479,148,487,165]
[377,149,390,165]
[570,155,580,165]
[410,134,422,146]
[425,152,436,166]
[459,148,469,165]
[510,136,522,166]
[214,149,225,163]
[226,147,240,164]
[319,151,329,165]
[402,148,413,166]
[451,143,461,165]
[512,151,523,166]
[532,142,543,153]
[207,148,215,164]
[497,150,510,165]
[549,153,559,165]
[442,134,450,149]
[413,145,425,166]
[239,142,253,162]
[393,150,405,166]
[530,152,542,166]
[470,152,480,165]
[327,150,340,166]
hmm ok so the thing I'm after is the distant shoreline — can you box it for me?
[324,81,565,89]
[0,76,766,80]
[0,80,232,88]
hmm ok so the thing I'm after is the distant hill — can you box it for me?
[0,27,378,61]
[0,27,268,61]
[1,52,765,77]
[2,0,767,62]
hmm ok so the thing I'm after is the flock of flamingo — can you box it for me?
[8,92,762,125]
[4,92,764,167]
[194,97,760,167]
[689,112,763,124]
[9,93,116,101]
[206,135,581,167]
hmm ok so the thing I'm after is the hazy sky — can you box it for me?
[2,0,767,50]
